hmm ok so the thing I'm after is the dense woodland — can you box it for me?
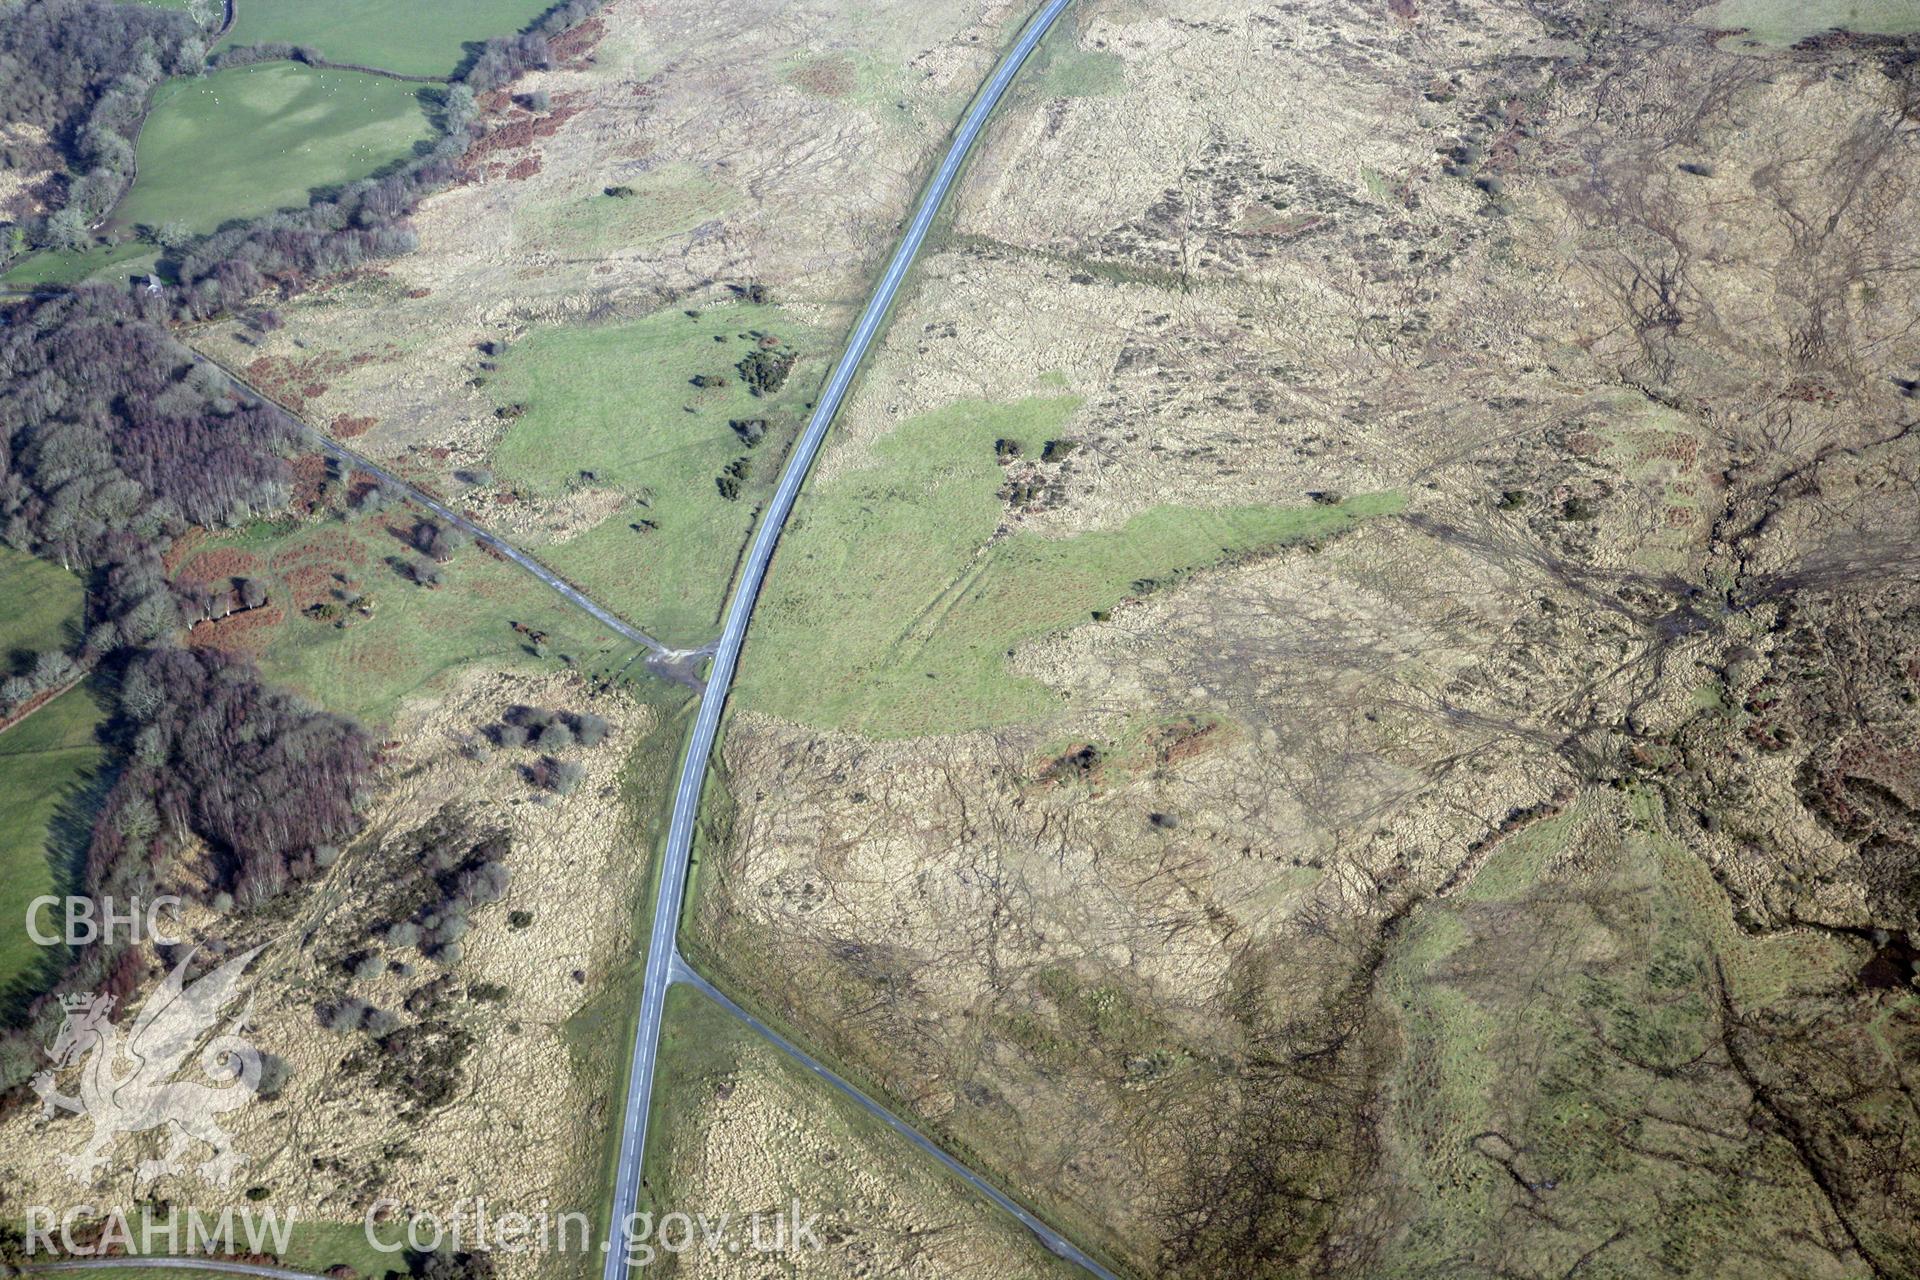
[95,647,371,906]
[0,288,293,644]
[0,288,371,1078]
[0,0,202,244]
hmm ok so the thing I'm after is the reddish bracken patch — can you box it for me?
[271,529,370,590]
[244,350,383,412]
[162,527,208,576]
[1781,378,1840,405]
[185,606,284,654]
[179,548,263,583]
[404,287,431,299]
[1153,717,1221,766]
[289,454,333,514]
[1628,430,1698,466]
[332,414,377,439]
[281,564,340,609]
[550,16,606,66]
[464,104,583,166]
[505,155,542,181]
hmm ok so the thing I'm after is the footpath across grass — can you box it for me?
[733,394,1405,736]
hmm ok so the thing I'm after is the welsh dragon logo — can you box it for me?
[33,946,265,1186]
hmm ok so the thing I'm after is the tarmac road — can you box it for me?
[190,352,717,687]
[25,1259,325,1280]
[599,2,1090,1278]
[672,961,1123,1278]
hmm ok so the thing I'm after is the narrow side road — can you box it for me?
[673,960,1123,1279]
[25,1260,322,1280]
[190,351,713,685]
[601,2,1089,1279]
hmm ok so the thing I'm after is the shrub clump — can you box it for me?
[735,348,795,397]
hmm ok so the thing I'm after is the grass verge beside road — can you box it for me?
[644,981,1086,1278]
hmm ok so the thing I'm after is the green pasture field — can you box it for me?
[218,0,560,79]
[120,63,433,235]
[0,239,160,289]
[488,302,824,647]
[732,394,1403,736]
[0,684,106,997]
[0,545,85,671]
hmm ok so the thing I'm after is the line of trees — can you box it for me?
[0,647,78,716]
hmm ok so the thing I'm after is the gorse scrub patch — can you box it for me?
[733,395,1404,735]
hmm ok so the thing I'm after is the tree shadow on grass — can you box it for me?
[0,682,118,1029]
